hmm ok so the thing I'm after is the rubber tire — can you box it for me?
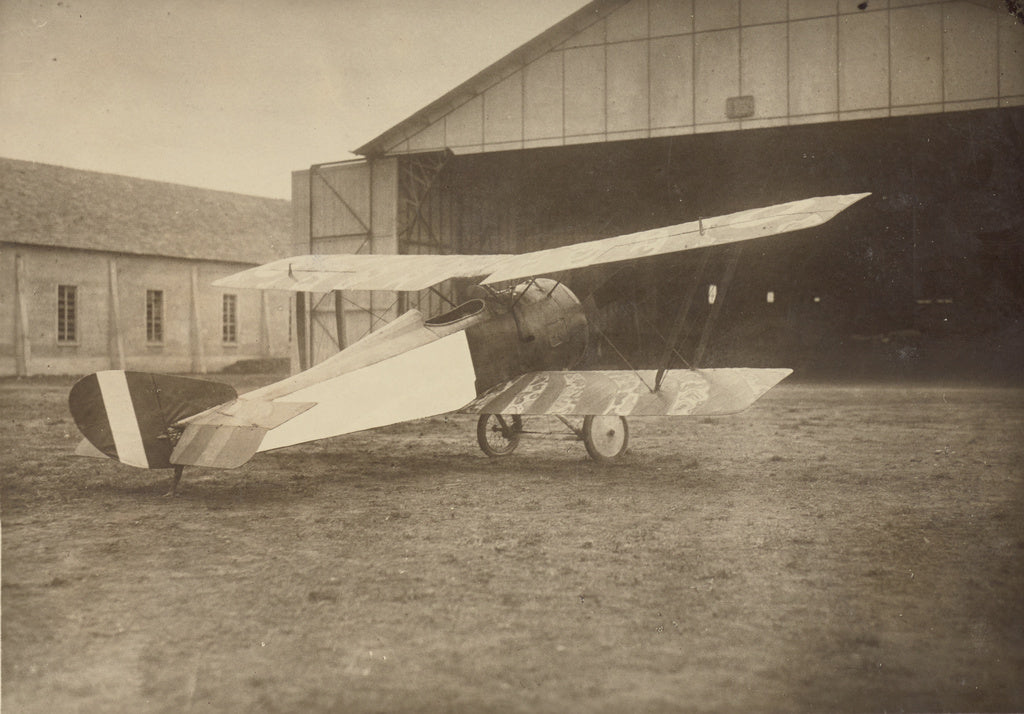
[476,414,522,457]
[582,415,629,462]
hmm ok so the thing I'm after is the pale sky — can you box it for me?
[0,0,589,198]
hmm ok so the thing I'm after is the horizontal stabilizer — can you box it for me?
[170,401,316,468]
[171,424,268,469]
[178,399,315,429]
[462,368,792,417]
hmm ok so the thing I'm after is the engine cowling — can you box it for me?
[464,278,588,394]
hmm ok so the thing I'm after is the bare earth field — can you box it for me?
[2,375,1022,713]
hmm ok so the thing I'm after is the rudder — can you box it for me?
[69,371,237,469]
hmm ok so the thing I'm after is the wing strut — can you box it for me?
[589,316,655,393]
[653,249,712,391]
[692,244,744,368]
[653,244,743,391]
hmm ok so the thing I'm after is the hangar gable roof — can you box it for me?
[355,0,630,156]
[0,158,290,265]
[356,0,1024,159]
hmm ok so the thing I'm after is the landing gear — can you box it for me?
[475,413,629,462]
[581,415,630,462]
[476,414,523,457]
[164,464,185,497]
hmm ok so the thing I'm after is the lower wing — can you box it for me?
[461,368,792,417]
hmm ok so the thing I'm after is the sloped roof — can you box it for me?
[355,0,628,157]
[356,0,1024,159]
[0,158,290,264]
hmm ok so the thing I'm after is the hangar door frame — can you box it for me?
[297,151,468,368]
[300,158,399,367]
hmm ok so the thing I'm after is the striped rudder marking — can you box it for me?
[69,371,237,470]
[95,371,150,467]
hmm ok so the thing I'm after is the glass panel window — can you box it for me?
[222,294,238,343]
[57,285,77,342]
[146,290,164,343]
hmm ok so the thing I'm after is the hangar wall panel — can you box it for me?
[943,3,998,104]
[373,0,1023,158]
[790,0,838,21]
[524,52,564,141]
[293,158,400,365]
[694,0,738,32]
[606,0,647,41]
[650,0,692,36]
[694,29,739,126]
[650,35,694,129]
[891,5,944,108]
[1001,13,1024,99]
[408,121,446,153]
[789,17,838,118]
[742,23,788,120]
[446,95,484,151]
[839,11,889,112]
[607,41,649,133]
[565,46,607,136]
[742,0,786,25]
[483,73,523,144]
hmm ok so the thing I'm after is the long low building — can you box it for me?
[1,158,292,376]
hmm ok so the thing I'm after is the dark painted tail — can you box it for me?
[69,371,236,469]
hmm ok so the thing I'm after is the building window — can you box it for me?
[57,285,77,342]
[146,290,164,343]
[222,294,238,344]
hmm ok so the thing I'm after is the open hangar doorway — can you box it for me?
[420,106,1023,379]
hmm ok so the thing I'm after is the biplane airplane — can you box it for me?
[70,193,868,493]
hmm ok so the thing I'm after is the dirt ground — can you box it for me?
[2,374,1022,713]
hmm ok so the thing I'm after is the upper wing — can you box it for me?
[214,193,869,292]
[461,368,793,417]
[478,193,868,285]
[212,253,510,293]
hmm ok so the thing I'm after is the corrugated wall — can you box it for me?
[291,158,399,364]
[382,0,1024,156]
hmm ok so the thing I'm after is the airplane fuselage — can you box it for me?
[426,279,589,395]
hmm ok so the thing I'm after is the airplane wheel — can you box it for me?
[477,414,522,457]
[582,415,629,462]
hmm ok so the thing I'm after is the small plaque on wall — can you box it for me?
[726,95,755,119]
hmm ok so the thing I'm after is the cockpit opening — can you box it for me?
[425,299,486,327]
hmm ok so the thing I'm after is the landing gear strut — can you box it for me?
[165,464,185,497]
[475,413,629,461]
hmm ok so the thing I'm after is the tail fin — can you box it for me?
[69,371,236,469]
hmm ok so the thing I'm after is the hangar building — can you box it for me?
[1,159,292,376]
[292,0,1024,378]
